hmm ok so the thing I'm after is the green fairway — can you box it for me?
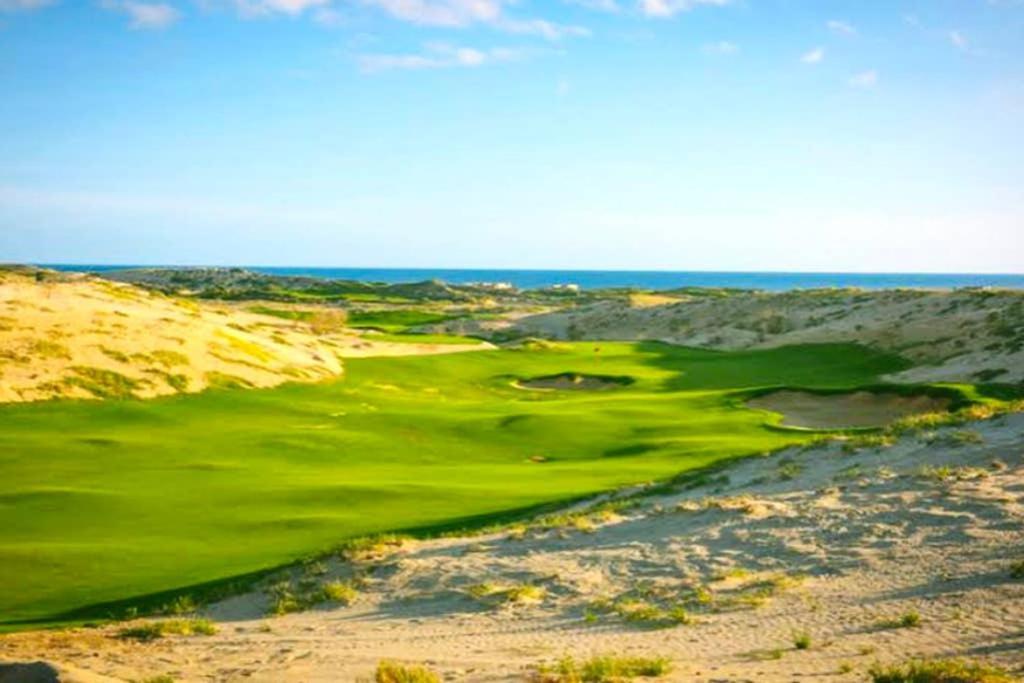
[0,341,930,625]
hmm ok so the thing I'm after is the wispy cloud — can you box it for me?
[639,0,731,19]
[496,17,590,39]
[313,6,345,26]
[800,47,824,64]
[360,0,588,40]
[702,40,737,56]
[0,0,55,10]
[849,69,877,88]
[101,1,181,28]
[362,0,499,26]
[358,42,529,72]
[827,19,856,36]
[949,30,969,51]
[564,0,620,12]
[232,0,330,17]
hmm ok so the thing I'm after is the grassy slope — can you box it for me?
[0,342,909,624]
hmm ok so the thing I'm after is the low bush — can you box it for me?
[868,658,1016,683]
[118,618,217,641]
[536,654,672,682]
[877,610,922,630]
[374,660,441,683]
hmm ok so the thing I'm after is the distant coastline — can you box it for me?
[38,264,1024,291]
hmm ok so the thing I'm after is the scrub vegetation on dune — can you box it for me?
[535,654,672,682]
[0,339,964,626]
[868,659,1018,683]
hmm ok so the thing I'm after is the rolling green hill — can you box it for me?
[0,341,947,626]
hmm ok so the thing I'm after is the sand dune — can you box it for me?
[435,288,1024,384]
[4,413,1022,681]
[0,268,491,403]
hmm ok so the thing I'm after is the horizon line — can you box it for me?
[26,263,1024,278]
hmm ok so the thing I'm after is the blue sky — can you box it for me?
[1,0,1022,272]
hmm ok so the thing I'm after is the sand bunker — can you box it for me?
[515,372,632,391]
[747,390,951,429]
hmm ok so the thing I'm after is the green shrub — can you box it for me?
[151,349,189,368]
[99,346,130,363]
[868,658,1016,683]
[268,577,359,615]
[118,618,217,641]
[336,534,408,561]
[321,580,358,604]
[793,631,812,650]
[164,373,189,392]
[467,582,546,606]
[64,366,141,399]
[1010,560,1024,580]
[374,660,441,683]
[537,654,672,682]
[29,339,71,360]
[204,371,253,390]
[878,610,922,629]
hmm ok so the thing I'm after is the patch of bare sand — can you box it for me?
[0,269,492,403]
[4,413,1023,682]
[747,390,951,429]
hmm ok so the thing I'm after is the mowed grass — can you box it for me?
[0,341,912,625]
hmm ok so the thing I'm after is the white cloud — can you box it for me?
[0,0,54,10]
[232,0,329,17]
[639,0,730,19]
[358,41,528,72]
[827,19,856,36]
[361,0,501,27]
[495,17,590,39]
[102,1,181,28]
[701,40,737,55]
[359,0,587,40]
[849,69,877,88]
[800,47,824,64]
[949,30,968,51]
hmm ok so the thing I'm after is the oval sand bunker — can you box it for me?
[515,373,632,391]
[747,390,951,429]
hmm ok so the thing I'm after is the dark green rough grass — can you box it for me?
[0,341,951,626]
[346,308,457,332]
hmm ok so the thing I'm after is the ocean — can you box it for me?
[42,265,1024,291]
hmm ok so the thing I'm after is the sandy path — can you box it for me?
[3,414,1024,681]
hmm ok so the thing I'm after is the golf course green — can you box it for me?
[0,341,959,626]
